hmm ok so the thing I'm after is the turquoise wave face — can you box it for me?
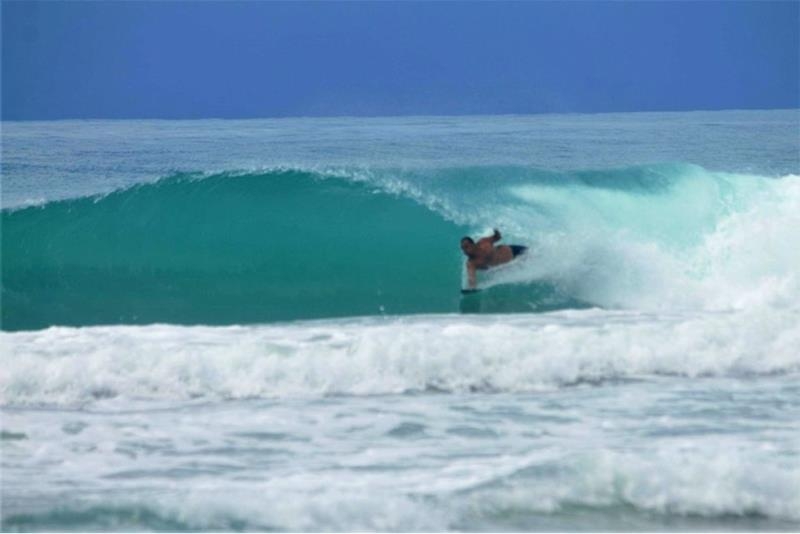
[2,170,471,330]
[3,164,796,330]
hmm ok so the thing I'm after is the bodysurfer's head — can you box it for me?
[460,236,476,257]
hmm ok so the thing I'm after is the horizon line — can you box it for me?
[2,106,799,123]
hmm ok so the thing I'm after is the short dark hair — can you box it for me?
[461,236,474,244]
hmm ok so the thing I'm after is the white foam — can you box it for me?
[483,172,800,312]
[463,448,800,523]
[139,447,800,528]
[3,307,798,406]
[8,447,796,530]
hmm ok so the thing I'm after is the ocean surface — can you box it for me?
[2,110,799,531]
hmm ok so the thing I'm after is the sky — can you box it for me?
[2,1,799,120]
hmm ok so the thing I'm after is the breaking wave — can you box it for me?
[2,164,798,330]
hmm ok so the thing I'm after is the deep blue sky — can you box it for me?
[2,1,799,120]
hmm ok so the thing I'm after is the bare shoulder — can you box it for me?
[477,237,495,249]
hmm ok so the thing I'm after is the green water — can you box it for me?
[2,170,466,330]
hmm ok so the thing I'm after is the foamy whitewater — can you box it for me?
[2,110,799,531]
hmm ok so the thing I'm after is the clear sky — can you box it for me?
[2,1,799,120]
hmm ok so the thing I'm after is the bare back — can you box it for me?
[471,238,514,270]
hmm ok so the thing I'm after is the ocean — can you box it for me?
[2,110,799,531]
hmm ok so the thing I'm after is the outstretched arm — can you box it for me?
[491,228,502,243]
[466,261,477,289]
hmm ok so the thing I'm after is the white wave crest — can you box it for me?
[3,308,798,406]
[481,172,800,312]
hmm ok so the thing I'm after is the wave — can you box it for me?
[2,164,798,330]
[3,309,798,407]
[3,446,798,531]
[1,169,468,331]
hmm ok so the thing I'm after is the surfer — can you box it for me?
[461,229,527,290]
